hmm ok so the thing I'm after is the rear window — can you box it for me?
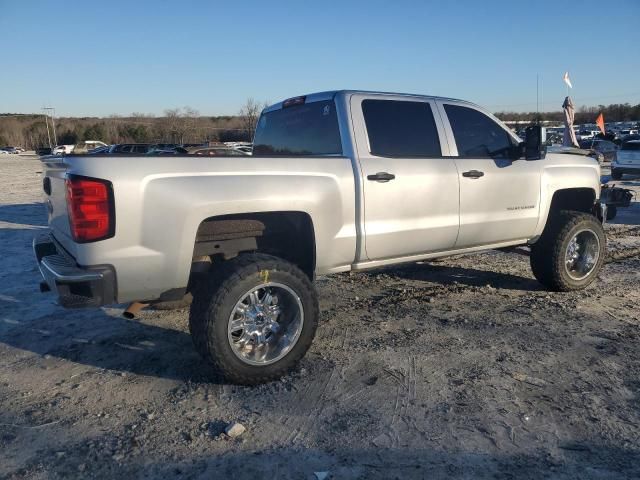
[253,100,342,156]
[362,100,441,157]
[621,142,640,151]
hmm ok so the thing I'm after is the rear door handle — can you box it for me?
[462,170,484,179]
[367,172,395,182]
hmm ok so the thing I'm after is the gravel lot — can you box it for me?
[1,154,639,479]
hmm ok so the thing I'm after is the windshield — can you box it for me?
[253,100,342,156]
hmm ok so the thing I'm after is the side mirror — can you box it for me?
[524,125,547,160]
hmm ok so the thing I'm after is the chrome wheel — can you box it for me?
[565,229,600,281]
[227,282,304,366]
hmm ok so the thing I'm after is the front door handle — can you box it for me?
[367,172,395,182]
[462,170,484,179]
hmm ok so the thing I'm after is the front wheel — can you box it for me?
[189,253,319,385]
[530,211,606,291]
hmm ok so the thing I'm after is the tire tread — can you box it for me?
[189,253,319,385]
[530,210,605,291]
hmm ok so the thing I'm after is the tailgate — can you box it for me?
[41,157,77,257]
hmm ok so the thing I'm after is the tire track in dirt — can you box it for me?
[606,226,640,238]
[606,246,640,263]
[289,367,337,445]
[285,366,336,445]
[377,356,420,448]
[275,318,345,446]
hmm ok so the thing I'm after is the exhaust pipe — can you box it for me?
[123,302,148,319]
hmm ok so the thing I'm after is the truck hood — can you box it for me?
[541,149,602,200]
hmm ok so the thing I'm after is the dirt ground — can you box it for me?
[1,154,639,479]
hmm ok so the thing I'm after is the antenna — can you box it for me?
[536,73,540,118]
[540,75,544,117]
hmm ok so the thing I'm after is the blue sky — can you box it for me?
[1,0,639,116]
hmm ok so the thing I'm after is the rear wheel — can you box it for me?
[530,210,605,291]
[189,253,318,384]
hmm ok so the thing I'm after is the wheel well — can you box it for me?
[193,211,316,278]
[549,188,596,214]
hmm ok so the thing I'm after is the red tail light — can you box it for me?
[65,176,114,242]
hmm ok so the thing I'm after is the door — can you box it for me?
[437,101,541,248]
[351,94,460,261]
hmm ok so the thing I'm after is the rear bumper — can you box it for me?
[33,233,116,308]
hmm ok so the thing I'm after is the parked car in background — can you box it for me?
[578,139,618,162]
[149,143,180,150]
[576,130,600,141]
[36,147,52,156]
[53,145,75,155]
[1,147,19,154]
[146,146,189,155]
[87,145,112,154]
[0,149,10,155]
[612,140,640,179]
[187,146,249,156]
[619,133,640,145]
[72,140,108,154]
[618,129,638,137]
[108,143,151,154]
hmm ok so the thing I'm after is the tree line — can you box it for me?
[0,99,267,149]
[494,102,640,125]
[1,100,638,149]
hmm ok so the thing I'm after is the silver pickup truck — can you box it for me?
[35,90,606,384]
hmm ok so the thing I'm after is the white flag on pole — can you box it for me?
[563,71,573,89]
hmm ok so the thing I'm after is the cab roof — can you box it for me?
[262,90,477,113]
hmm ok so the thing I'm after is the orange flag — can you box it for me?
[596,113,605,135]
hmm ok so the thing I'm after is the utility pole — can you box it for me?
[43,107,57,146]
[42,109,52,149]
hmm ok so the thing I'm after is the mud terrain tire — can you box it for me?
[189,253,319,385]
[530,210,605,291]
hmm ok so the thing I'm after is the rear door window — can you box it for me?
[362,100,441,157]
[444,104,515,158]
[253,100,342,156]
